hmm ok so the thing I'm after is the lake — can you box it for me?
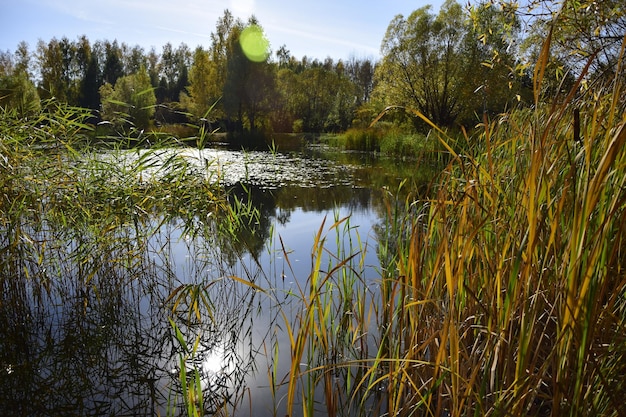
[0,144,435,416]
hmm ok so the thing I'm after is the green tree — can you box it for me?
[181,46,218,119]
[273,66,299,131]
[346,56,376,107]
[0,47,40,115]
[80,52,101,110]
[102,40,124,86]
[37,37,70,101]
[146,48,160,89]
[13,41,32,77]
[298,62,338,132]
[375,0,527,129]
[274,57,349,133]
[158,42,191,102]
[209,9,238,123]
[324,60,358,132]
[99,65,156,129]
[74,36,101,110]
[222,19,275,134]
[455,1,529,123]
[122,44,147,75]
[375,0,468,128]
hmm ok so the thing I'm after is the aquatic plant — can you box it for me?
[279,29,626,417]
[0,99,264,416]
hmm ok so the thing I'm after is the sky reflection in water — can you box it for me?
[0,146,422,416]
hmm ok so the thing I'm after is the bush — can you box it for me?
[379,130,431,157]
[341,127,383,152]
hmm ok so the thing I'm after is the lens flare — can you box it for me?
[240,24,270,62]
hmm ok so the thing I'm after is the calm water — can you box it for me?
[0,145,431,416]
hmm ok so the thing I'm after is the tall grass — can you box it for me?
[335,125,437,158]
[4,29,626,415]
[280,34,626,417]
[0,99,261,416]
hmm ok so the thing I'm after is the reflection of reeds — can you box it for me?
[0,100,261,416]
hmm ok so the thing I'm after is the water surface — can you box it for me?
[0,145,431,416]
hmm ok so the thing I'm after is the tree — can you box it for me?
[37,37,70,101]
[273,66,299,131]
[181,46,218,119]
[346,56,376,107]
[146,48,160,89]
[222,19,275,134]
[80,52,101,110]
[375,1,468,128]
[102,40,124,86]
[276,45,291,68]
[209,9,239,122]
[158,42,191,102]
[0,46,40,115]
[75,36,101,110]
[455,1,529,123]
[523,0,625,85]
[122,44,147,75]
[14,41,32,77]
[324,75,356,132]
[99,65,156,130]
[375,0,528,129]
[273,57,349,133]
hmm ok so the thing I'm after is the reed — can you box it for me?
[3,31,626,414]
[0,99,255,416]
[277,212,376,417]
[281,34,626,417]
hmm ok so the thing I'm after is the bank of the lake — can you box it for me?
[2,92,626,416]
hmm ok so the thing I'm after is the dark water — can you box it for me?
[0,145,432,416]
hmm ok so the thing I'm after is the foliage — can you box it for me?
[275,56,361,133]
[375,0,530,130]
[99,65,156,130]
[522,0,626,86]
[5,9,378,139]
[180,46,218,120]
[222,19,276,134]
[375,0,468,128]
[0,70,40,116]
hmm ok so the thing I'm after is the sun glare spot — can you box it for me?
[240,24,270,62]
[202,348,225,375]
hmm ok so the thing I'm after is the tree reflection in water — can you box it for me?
[0,145,429,416]
[0,211,260,416]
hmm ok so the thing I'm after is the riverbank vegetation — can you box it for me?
[2,0,626,416]
[0,0,555,152]
[286,83,626,417]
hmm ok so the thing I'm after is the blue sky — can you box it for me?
[1,0,443,61]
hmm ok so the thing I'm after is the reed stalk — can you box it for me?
[281,31,626,417]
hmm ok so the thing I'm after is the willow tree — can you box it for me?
[455,1,529,124]
[521,0,625,98]
[375,0,468,128]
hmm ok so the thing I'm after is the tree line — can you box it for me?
[1,0,623,139]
